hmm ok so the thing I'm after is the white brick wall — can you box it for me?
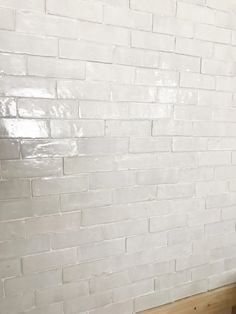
[0,0,236,313]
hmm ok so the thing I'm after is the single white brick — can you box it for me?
[195,24,231,44]
[150,214,187,232]
[60,39,113,63]
[86,62,135,84]
[127,233,167,253]
[157,183,195,199]
[176,37,213,58]
[135,68,179,87]
[177,2,215,24]
[77,20,130,46]
[132,30,175,52]
[105,120,151,137]
[46,0,103,22]
[111,84,156,102]
[16,11,77,38]
[50,119,104,138]
[130,0,176,16]
[180,72,215,90]
[104,6,152,31]
[154,16,194,38]
[0,30,58,56]
[0,7,15,31]
[28,56,85,79]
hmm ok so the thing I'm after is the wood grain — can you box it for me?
[139,284,236,314]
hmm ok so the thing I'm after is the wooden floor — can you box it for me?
[139,284,236,314]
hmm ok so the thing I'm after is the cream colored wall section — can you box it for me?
[0,0,236,313]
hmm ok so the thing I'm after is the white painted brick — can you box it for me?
[202,59,236,76]
[174,105,212,121]
[1,158,62,178]
[0,0,44,11]
[22,248,77,273]
[61,190,112,211]
[89,171,135,189]
[4,269,60,296]
[59,39,113,63]
[176,37,213,58]
[64,292,112,313]
[77,137,129,155]
[64,155,114,174]
[36,282,89,306]
[196,181,228,197]
[82,202,148,226]
[51,227,103,249]
[135,290,171,312]
[113,46,159,68]
[105,120,151,137]
[113,279,154,302]
[0,53,26,75]
[0,97,16,117]
[130,0,176,16]
[114,153,157,170]
[0,179,30,200]
[206,0,236,12]
[18,98,78,119]
[157,183,195,200]
[130,137,171,153]
[188,209,221,226]
[150,214,187,232]
[157,88,197,104]
[177,2,215,24]
[25,212,81,236]
[198,151,231,166]
[154,16,194,38]
[57,80,110,101]
[216,76,236,92]
[104,6,152,31]
[26,302,64,314]
[195,24,232,44]
[136,169,179,185]
[0,139,19,159]
[179,167,214,182]
[0,119,49,138]
[16,11,77,38]
[0,30,58,56]
[0,76,55,98]
[86,62,135,84]
[77,20,130,46]
[132,30,175,52]
[127,233,167,253]
[155,270,191,290]
[198,90,232,107]
[50,119,104,138]
[78,239,125,262]
[173,137,207,151]
[180,72,215,90]
[214,44,236,62]
[159,53,200,72]
[0,235,50,259]
[171,280,208,301]
[0,293,35,314]
[28,56,85,79]
[111,84,156,102]
[136,68,179,87]
[89,300,133,314]
[0,259,21,278]
[153,119,192,136]
[0,196,60,220]
[79,101,128,119]
[113,186,157,204]
[47,0,103,22]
